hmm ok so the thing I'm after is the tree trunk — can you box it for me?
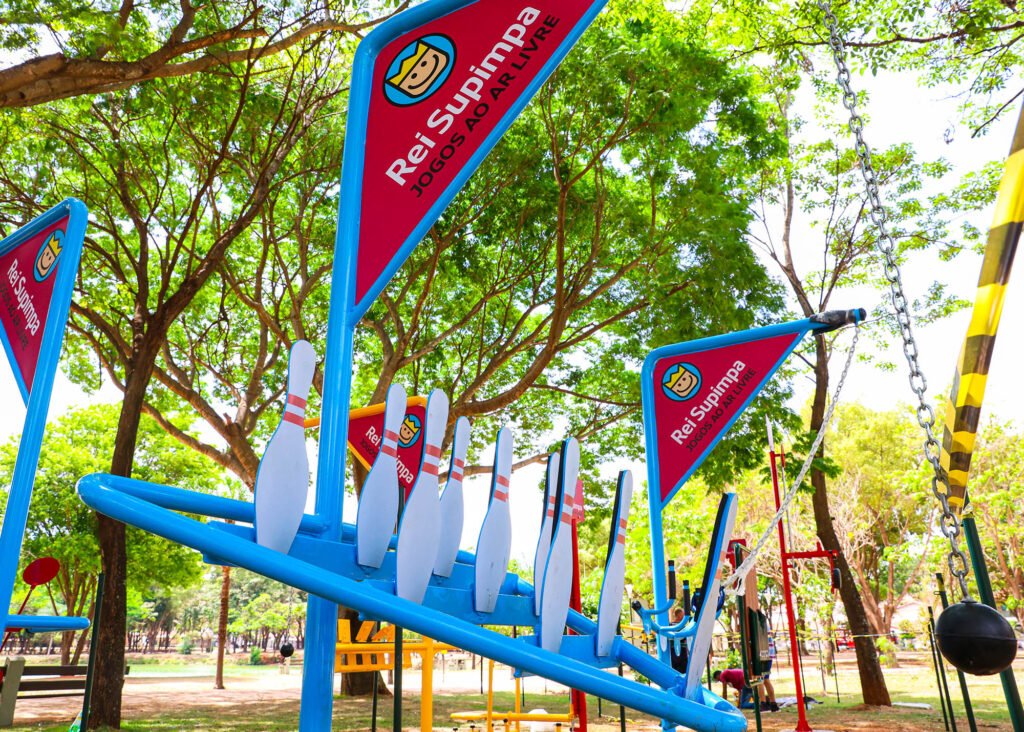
[810,336,891,706]
[92,514,127,728]
[215,565,231,690]
[59,631,73,666]
[89,365,152,729]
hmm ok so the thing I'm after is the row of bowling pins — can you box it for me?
[532,447,634,656]
[249,342,522,609]
[251,341,632,656]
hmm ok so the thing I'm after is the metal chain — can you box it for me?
[816,0,972,598]
[723,326,859,595]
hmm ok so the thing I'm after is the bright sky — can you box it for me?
[0,59,1020,570]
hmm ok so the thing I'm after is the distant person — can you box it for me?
[713,668,754,709]
[669,606,688,672]
[760,633,779,712]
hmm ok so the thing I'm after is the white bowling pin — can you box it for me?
[538,437,579,653]
[434,416,470,578]
[473,427,513,613]
[596,470,632,657]
[396,389,449,603]
[532,451,560,616]
[356,383,407,568]
[254,340,316,554]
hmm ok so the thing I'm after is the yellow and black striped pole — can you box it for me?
[940,104,1024,512]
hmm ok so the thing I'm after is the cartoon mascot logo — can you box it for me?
[34,230,64,282]
[661,362,701,402]
[398,413,423,448]
[384,35,456,106]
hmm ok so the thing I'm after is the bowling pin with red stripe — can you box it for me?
[254,340,316,554]
[596,469,632,656]
[433,416,470,578]
[356,383,407,568]
[473,427,513,613]
[538,436,579,653]
[396,389,449,603]
[531,451,560,616]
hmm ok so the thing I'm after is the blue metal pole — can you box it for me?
[0,200,86,640]
[298,135,362,732]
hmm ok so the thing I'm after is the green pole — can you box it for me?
[931,606,959,732]
[928,607,953,732]
[961,516,1024,732]
[733,543,762,732]
[80,573,104,732]
[936,573,978,732]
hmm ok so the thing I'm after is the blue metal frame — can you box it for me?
[77,473,747,732]
[639,315,857,679]
[304,0,611,725]
[0,199,89,640]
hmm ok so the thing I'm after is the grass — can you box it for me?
[5,651,1020,730]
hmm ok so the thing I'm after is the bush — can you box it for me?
[249,646,263,665]
[876,636,898,668]
[178,636,193,655]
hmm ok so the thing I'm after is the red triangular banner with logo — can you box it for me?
[649,332,803,506]
[0,218,69,402]
[348,398,429,498]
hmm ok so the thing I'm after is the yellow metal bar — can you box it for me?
[941,104,1024,511]
[487,659,495,732]
[450,711,576,723]
[514,673,520,732]
[421,636,433,732]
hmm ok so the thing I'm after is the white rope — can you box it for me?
[722,324,859,596]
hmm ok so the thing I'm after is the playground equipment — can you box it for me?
[816,0,1022,683]
[450,657,576,731]
[764,422,840,732]
[730,542,768,732]
[0,557,61,653]
[67,0,869,727]
[0,202,90,650]
[637,307,863,732]
[334,619,455,731]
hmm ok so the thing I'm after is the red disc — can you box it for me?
[22,557,60,587]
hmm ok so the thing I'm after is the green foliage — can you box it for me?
[226,569,307,648]
[0,404,221,651]
[249,645,263,666]
[0,0,386,107]
[178,635,194,655]
[685,0,1024,132]
[876,636,898,668]
[0,404,220,593]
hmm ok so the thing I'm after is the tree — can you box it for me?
[827,404,938,636]
[0,0,403,108]
[25,0,799,698]
[744,84,982,702]
[0,404,220,664]
[0,36,346,726]
[687,0,1024,134]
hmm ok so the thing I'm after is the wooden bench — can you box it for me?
[0,657,129,727]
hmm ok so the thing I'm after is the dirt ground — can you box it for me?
[5,657,1017,731]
